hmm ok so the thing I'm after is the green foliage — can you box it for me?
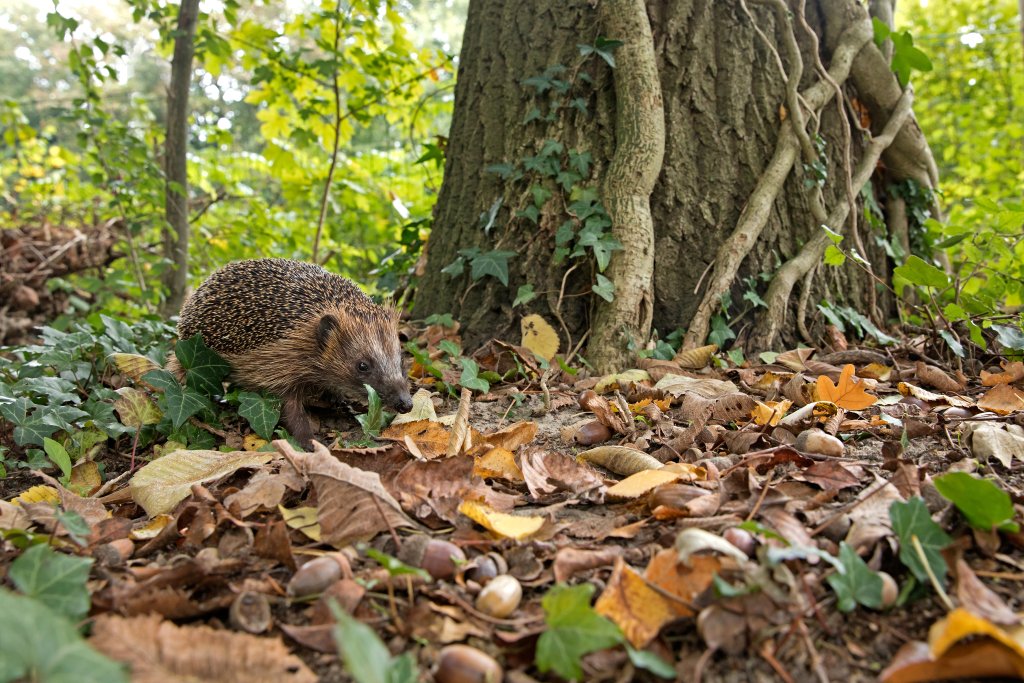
[535,584,623,680]
[364,548,432,582]
[458,358,490,393]
[889,497,952,585]
[237,391,282,441]
[356,385,389,439]
[173,335,231,396]
[329,600,419,683]
[0,588,129,683]
[872,20,934,86]
[8,544,93,621]
[933,473,1019,533]
[826,542,885,612]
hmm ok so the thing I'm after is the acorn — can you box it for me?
[475,574,522,618]
[435,645,503,683]
[229,591,272,633]
[398,535,466,580]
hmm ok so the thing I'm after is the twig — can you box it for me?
[911,534,954,611]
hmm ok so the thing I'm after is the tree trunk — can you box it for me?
[160,0,200,316]
[415,0,939,362]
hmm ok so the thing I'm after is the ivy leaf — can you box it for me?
[933,473,1019,533]
[174,334,231,396]
[514,284,537,307]
[142,368,180,393]
[0,589,128,683]
[14,415,61,447]
[890,497,952,585]
[237,391,281,440]
[826,542,884,612]
[536,584,623,680]
[8,544,93,620]
[991,324,1024,350]
[459,358,490,393]
[440,255,466,278]
[592,274,615,302]
[161,383,213,429]
[469,250,516,286]
[890,30,932,86]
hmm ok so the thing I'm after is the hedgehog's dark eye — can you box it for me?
[357,360,371,373]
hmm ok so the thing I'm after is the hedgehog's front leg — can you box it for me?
[282,392,315,448]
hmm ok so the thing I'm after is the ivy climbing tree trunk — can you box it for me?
[588,0,665,373]
[160,0,200,316]
[416,0,940,360]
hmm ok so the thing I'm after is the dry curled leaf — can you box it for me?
[915,361,963,392]
[981,361,1024,386]
[89,613,316,683]
[672,344,717,369]
[577,445,662,475]
[977,383,1024,415]
[458,499,544,540]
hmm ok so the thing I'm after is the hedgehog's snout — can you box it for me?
[393,393,413,414]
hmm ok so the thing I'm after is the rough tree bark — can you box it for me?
[415,0,940,365]
[160,0,200,316]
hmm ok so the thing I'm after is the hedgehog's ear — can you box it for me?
[316,314,341,351]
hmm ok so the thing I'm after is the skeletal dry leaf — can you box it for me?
[577,445,663,475]
[520,313,559,360]
[595,557,678,648]
[672,344,718,369]
[89,613,316,683]
[458,499,544,540]
[816,364,877,410]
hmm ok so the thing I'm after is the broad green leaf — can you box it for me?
[592,273,615,302]
[161,383,212,430]
[991,324,1024,350]
[459,358,490,393]
[824,245,846,266]
[890,497,951,585]
[938,330,965,358]
[469,250,517,286]
[43,437,72,479]
[933,473,1019,533]
[14,417,60,448]
[8,544,93,620]
[514,284,537,307]
[893,255,949,290]
[330,600,417,683]
[356,385,387,438]
[141,368,179,393]
[536,584,623,680]
[237,391,281,440]
[174,334,231,396]
[0,589,128,683]
[826,542,885,612]
[625,644,675,679]
[365,548,431,581]
[822,225,844,245]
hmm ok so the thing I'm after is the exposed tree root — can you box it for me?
[752,87,916,349]
[682,16,873,350]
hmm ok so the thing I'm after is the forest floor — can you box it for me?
[3,327,1024,683]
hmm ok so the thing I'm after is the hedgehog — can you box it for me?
[170,258,413,446]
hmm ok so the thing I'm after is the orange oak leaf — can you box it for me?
[816,364,877,410]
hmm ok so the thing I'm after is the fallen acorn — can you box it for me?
[287,554,349,598]
[435,644,503,683]
[796,428,844,457]
[474,574,522,618]
[92,539,135,567]
[398,535,466,580]
[229,591,272,634]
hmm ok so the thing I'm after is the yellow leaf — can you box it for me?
[672,344,717,369]
[458,500,544,540]
[130,514,173,540]
[10,485,60,506]
[606,469,681,500]
[520,314,559,361]
[279,505,321,542]
[751,399,792,426]
[70,461,102,495]
[595,558,677,648]
[594,369,651,394]
[473,447,524,482]
[816,364,877,410]
[109,353,161,384]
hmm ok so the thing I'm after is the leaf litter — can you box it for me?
[2,328,1024,682]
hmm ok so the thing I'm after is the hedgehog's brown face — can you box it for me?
[315,312,413,413]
